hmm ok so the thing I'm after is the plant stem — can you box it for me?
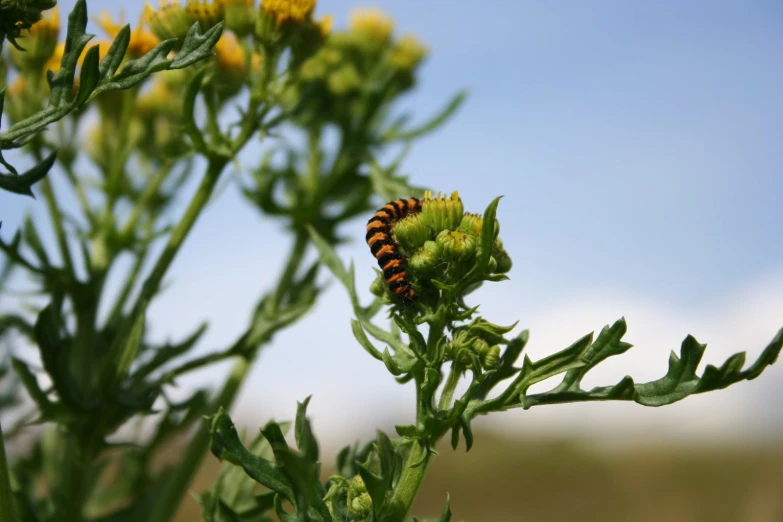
[0,422,15,522]
[438,363,461,411]
[146,234,308,522]
[147,357,250,522]
[136,156,228,307]
[384,439,431,522]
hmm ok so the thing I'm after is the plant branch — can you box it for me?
[0,422,15,522]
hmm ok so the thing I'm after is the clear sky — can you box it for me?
[2,1,782,448]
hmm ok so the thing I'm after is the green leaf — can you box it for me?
[115,305,146,380]
[0,152,56,197]
[357,431,396,517]
[11,358,56,418]
[463,196,502,283]
[295,396,318,462]
[351,320,383,361]
[169,22,224,70]
[381,90,468,142]
[88,40,177,99]
[74,44,101,108]
[518,325,783,409]
[208,408,295,503]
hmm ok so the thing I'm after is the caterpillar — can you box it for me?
[366,197,422,302]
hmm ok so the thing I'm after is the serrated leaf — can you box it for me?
[518,327,783,409]
[357,431,396,517]
[208,409,295,503]
[169,22,224,70]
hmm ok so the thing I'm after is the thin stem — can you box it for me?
[135,156,228,308]
[146,232,309,521]
[0,422,15,522]
[118,161,173,240]
[271,231,307,310]
[146,357,250,522]
[39,177,76,278]
[438,363,462,411]
[383,440,431,522]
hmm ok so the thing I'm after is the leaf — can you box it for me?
[11,358,56,417]
[463,196,502,283]
[114,305,146,380]
[351,320,383,361]
[381,90,468,142]
[73,44,101,108]
[208,408,295,503]
[169,22,224,70]
[0,153,56,197]
[357,431,396,517]
[518,325,783,409]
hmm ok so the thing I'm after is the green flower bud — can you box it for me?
[493,238,512,274]
[421,191,464,233]
[146,2,194,42]
[300,55,328,81]
[436,230,477,261]
[389,34,428,70]
[409,240,441,273]
[327,64,360,95]
[458,212,500,239]
[347,475,372,517]
[370,273,387,296]
[224,0,255,37]
[393,212,430,252]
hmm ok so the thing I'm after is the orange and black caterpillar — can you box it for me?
[366,197,422,302]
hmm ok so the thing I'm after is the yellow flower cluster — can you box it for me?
[260,0,316,26]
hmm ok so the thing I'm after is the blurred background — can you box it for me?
[2,1,783,520]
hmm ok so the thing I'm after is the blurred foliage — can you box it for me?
[0,0,462,521]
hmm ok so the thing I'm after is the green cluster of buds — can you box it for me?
[444,317,516,369]
[374,191,512,302]
[285,7,428,125]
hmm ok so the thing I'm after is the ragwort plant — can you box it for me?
[206,192,781,521]
[0,1,463,521]
[0,1,780,522]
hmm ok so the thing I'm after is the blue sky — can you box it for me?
[2,1,782,446]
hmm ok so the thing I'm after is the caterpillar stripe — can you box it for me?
[366,197,422,302]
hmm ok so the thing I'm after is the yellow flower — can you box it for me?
[314,14,332,38]
[260,0,316,26]
[43,42,65,73]
[349,8,393,41]
[95,10,161,58]
[214,31,246,76]
[185,0,225,29]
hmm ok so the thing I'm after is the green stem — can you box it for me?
[135,156,228,307]
[146,233,308,522]
[383,440,431,522]
[271,231,308,310]
[438,363,462,411]
[146,357,250,522]
[0,422,16,522]
[39,177,76,279]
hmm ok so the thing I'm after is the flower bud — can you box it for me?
[389,34,427,71]
[458,212,500,239]
[436,230,476,261]
[492,238,512,274]
[145,1,194,42]
[393,212,430,253]
[409,241,441,273]
[224,0,255,36]
[369,273,387,297]
[326,64,360,95]
[421,191,463,233]
[185,0,224,30]
[349,8,394,43]
[347,475,372,517]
